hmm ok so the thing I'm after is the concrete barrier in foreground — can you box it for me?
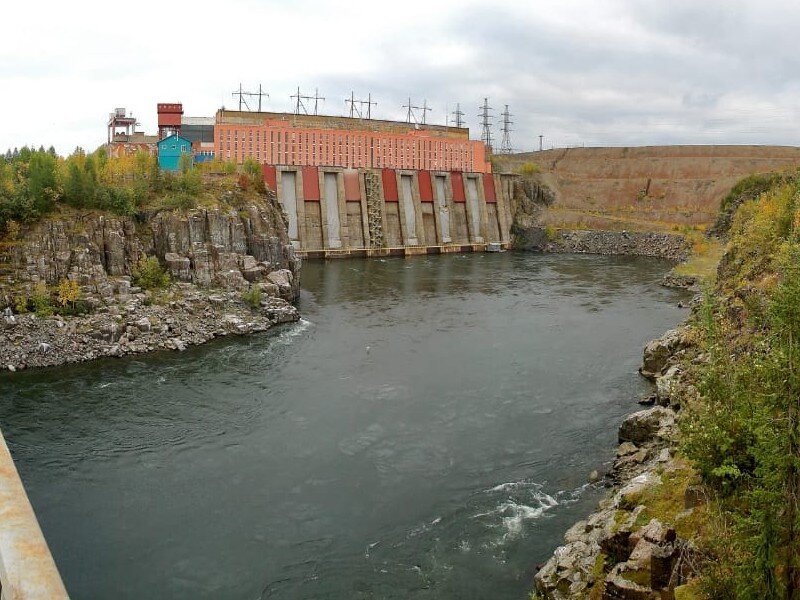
[0,430,69,599]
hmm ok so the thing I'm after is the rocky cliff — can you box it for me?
[0,188,302,371]
[2,202,298,301]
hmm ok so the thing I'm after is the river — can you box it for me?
[0,253,688,599]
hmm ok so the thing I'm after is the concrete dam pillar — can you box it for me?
[434,174,451,244]
[399,174,419,246]
[279,171,299,244]
[322,172,342,249]
[465,176,484,244]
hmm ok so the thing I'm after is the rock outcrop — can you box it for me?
[3,203,298,301]
[639,327,691,380]
[533,405,683,599]
[534,324,702,600]
[0,191,302,371]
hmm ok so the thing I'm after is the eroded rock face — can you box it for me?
[2,203,300,305]
[149,206,298,292]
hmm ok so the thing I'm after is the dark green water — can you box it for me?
[0,253,688,599]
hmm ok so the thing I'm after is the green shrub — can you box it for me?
[519,162,541,176]
[132,257,170,290]
[241,285,262,309]
[162,193,197,211]
[31,282,52,316]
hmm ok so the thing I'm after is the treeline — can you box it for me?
[0,146,263,232]
[680,172,800,598]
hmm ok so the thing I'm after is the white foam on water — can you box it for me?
[408,515,443,538]
[477,478,590,545]
[279,318,313,340]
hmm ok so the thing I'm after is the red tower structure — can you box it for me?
[157,103,183,139]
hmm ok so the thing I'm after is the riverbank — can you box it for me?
[533,168,800,599]
[513,227,690,261]
[532,325,699,599]
[1,280,298,371]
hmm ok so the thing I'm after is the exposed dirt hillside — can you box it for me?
[499,145,800,232]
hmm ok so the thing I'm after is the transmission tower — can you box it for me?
[291,87,326,115]
[500,104,513,154]
[232,83,250,111]
[403,97,432,125]
[346,91,378,119]
[478,98,493,153]
[452,103,465,129]
[231,84,270,112]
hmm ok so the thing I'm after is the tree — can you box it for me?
[27,151,59,213]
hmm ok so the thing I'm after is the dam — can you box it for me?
[264,166,514,258]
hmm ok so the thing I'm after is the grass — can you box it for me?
[671,238,725,282]
[618,459,713,541]
[541,207,711,233]
[588,553,608,600]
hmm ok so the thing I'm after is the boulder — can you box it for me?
[619,407,675,445]
[650,543,677,590]
[640,327,690,380]
[164,253,192,281]
[135,317,152,333]
[655,365,681,407]
[267,269,295,300]
[684,485,706,509]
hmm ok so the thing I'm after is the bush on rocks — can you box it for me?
[132,257,170,291]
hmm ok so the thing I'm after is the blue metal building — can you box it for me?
[157,134,192,171]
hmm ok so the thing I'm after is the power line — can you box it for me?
[231,83,269,112]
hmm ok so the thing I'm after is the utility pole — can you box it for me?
[403,97,431,125]
[291,87,326,115]
[232,83,249,111]
[232,84,269,112]
[312,88,324,116]
[404,97,414,123]
[500,104,513,154]
[479,98,493,153]
[346,91,378,119]
[420,99,431,124]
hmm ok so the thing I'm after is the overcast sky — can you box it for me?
[3,0,800,155]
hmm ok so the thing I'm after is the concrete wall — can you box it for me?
[273,167,512,257]
[0,430,69,599]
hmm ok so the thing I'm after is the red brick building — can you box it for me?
[215,110,491,173]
